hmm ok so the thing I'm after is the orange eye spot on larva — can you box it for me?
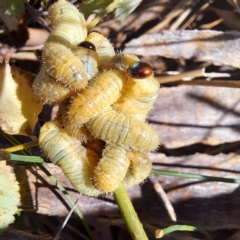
[127,61,153,79]
[78,41,96,51]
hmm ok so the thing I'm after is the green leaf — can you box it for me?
[80,0,114,18]
[0,161,20,233]
[0,0,27,19]
[115,0,142,22]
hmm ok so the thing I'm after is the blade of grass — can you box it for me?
[152,169,240,184]
[155,224,212,239]
[114,184,148,240]
[4,140,39,153]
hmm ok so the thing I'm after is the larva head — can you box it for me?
[78,41,96,51]
[127,61,153,79]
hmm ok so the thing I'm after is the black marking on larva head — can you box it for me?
[127,61,153,79]
[46,0,58,10]
[78,41,96,51]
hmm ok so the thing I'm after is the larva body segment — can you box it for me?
[113,62,160,121]
[85,32,115,69]
[32,67,73,104]
[42,42,88,91]
[67,69,126,128]
[39,120,101,196]
[86,107,160,152]
[73,42,98,80]
[124,151,152,188]
[56,100,93,142]
[48,0,87,48]
[93,144,130,192]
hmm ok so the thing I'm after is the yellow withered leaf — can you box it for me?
[0,161,20,233]
[0,62,42,136]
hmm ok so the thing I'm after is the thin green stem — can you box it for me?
[152,169,240,184]
[114,184,148,240]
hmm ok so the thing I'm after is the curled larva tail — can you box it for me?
[48,0,87,48]
[32,67,73,104]
[93,144,129,193]
[124,151,152,188]
[86,108,160,152]
[39,120,101,196]
[67,69,125,129]
[85,32,115,69]
[42,42,88,91]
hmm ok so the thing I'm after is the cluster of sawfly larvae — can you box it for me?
[32,0,160,197]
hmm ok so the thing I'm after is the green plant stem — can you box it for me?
[152,169,240,184]
[114,184,148,240]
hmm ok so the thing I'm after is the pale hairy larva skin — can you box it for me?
[124,151,152,188]
[93,144,130,192]
[73,42,98,80]
[42,42,88,91]
[86,107,160,152]
[39,120,101,197]
[48,0,87,48]
[113,61,160,121]
[85,32,115,69]
[67,69,126,129]
[32,67,73,104]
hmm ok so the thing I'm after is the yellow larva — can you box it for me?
[124,151,152,188]
[85,31,115,69]
[86,107,160,152]
[73,41,98,80]
[93,144,130,193]
[32,67,73,104]
[39,120,101,197]
[41,0,88,91]
[112,61,160,121]
[67,69,126,129]
[42,42,88,91]
[47,0,87,48]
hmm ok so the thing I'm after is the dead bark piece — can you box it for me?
[148,85,240,148]
[125,30,240,69]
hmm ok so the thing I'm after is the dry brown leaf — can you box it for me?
[0,62,42,136]
[148,85,240,148]
[125,30,240,69]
